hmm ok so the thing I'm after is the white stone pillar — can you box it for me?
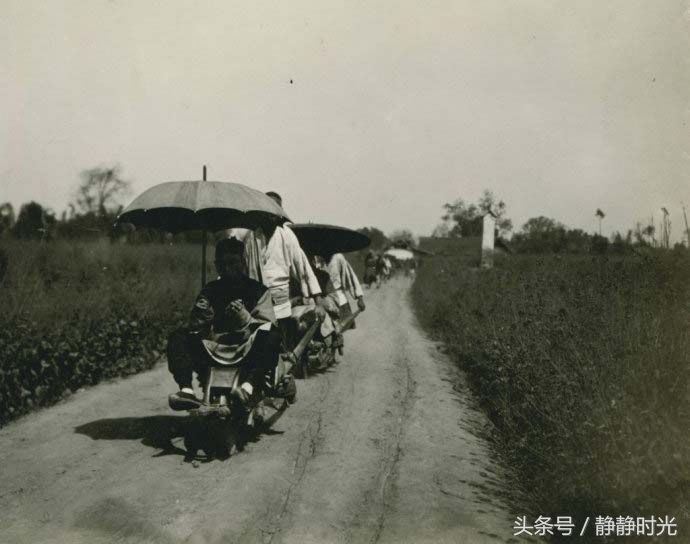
[481,213,496,268]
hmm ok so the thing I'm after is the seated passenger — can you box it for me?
[290,253,339,340]
[322,252,365,329]
[167,238,294,410]
[278,253,341,367]
[315,254,342,313]
[298,252,360,355]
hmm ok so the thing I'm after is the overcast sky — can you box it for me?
[2,0,689,239]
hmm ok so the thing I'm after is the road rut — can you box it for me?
[0,278,527,543]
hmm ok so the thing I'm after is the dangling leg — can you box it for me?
[167,328,206,410]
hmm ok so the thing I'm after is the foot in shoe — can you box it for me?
[168,389,201,410]
[179,387,197,399]
[231,382,253,405]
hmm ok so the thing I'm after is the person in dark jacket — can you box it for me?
[167,238,294,410]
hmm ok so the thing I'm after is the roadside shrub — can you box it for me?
[0,240,201,426]
[412,252,690,526]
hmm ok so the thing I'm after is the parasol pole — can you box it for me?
[201,165,207,288]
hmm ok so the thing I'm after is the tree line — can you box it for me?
[431,190,689,254]
[1,166,214,244]
[0,166,133,241]
[0,166,417,249]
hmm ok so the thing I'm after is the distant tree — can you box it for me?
[56,165,131,240]
[511,216,567,253]
[520,216,563,235]
[75,165,130,217]
[357,227,388,250]
[478,190,513,235]
[591,234,609,254]
[595,208,605,235]
[13,202,56,240]
[0,202,15,237]
[611,232,628,254]
[389,229,416,248]
[441,198,482,237]
[511,217,598,254]
[441,189,512,238]
[562,229,592,253]
[431,220,451,238]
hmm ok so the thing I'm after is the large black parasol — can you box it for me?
[290,223,370,255]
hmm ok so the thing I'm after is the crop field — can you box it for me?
[0,240,204,426]
[412,251,690,520]
[0,238,369,428]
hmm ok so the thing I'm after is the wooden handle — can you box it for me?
[291,320,320,360]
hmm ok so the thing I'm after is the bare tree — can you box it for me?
[595,208,605,236]
[478,190,513,235]
[431,221,451,238]
[643,223,656,246]
[441,190,512,238]
[75,165,130,217]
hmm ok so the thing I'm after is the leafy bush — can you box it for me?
[0,240,202,426]
[412,252,690,523]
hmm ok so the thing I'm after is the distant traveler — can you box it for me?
[363,251,378,288]
[375,254,388,287]
[382,256,392,280]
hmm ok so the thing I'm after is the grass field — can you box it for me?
[0,239,204,426]
[0,237,369,427]
[412,250,690,525]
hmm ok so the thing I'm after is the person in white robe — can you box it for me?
[217,192,326,349]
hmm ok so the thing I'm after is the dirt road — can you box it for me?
[0,278,527,544]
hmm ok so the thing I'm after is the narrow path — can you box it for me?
[0,278,529,543]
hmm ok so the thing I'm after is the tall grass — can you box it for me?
[412,252,690,526]
[0,239,203,425]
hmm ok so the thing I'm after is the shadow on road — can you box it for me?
[75,415,192,458]
[75,412,287,463]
